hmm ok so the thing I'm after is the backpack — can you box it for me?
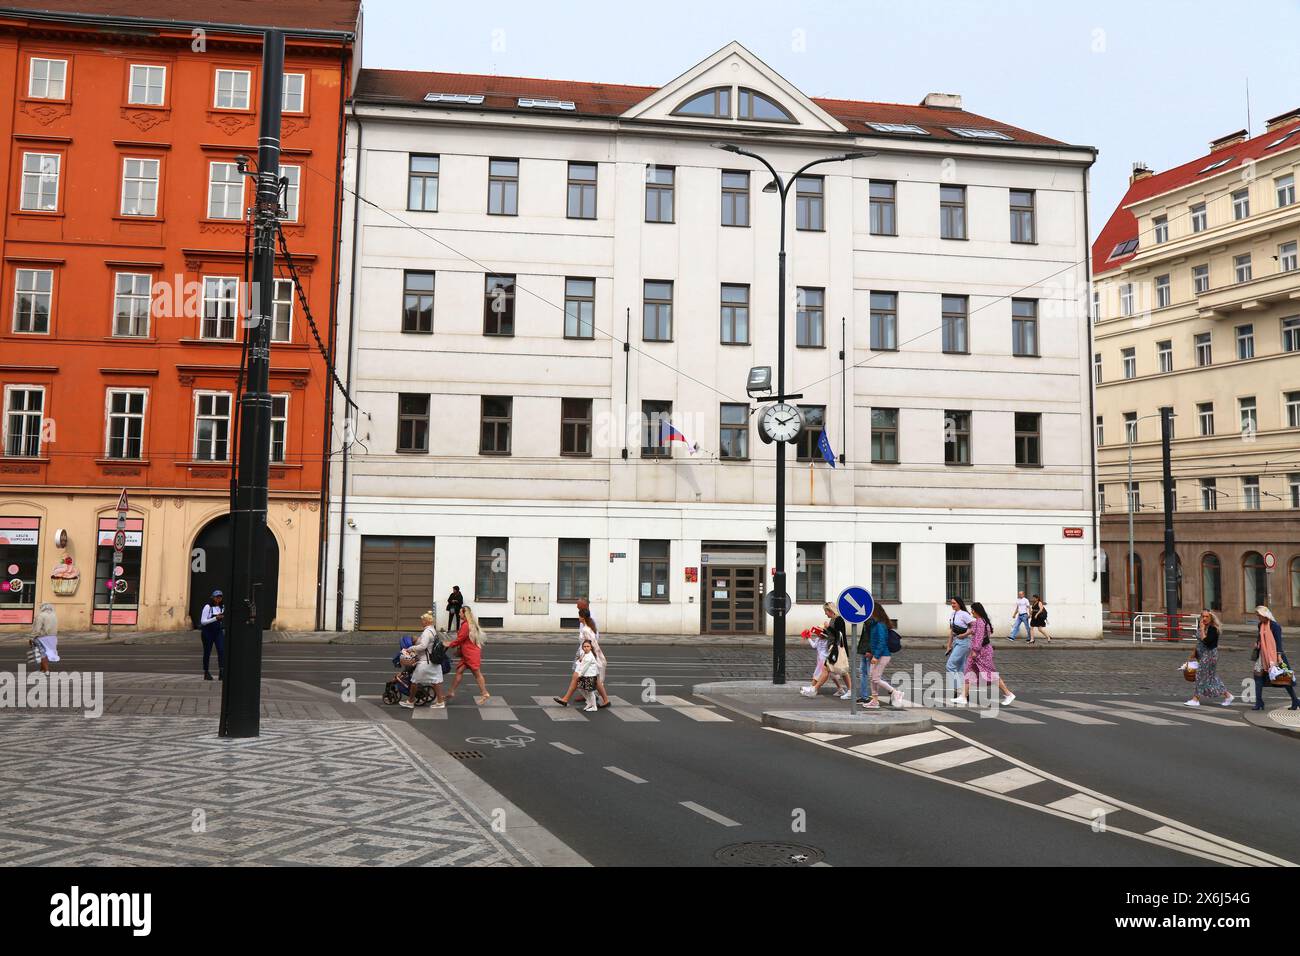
[886,628,902,654]
[429,639,447,665]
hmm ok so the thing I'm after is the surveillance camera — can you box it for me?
[235,155,250,174]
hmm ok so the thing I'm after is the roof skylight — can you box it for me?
[518,97,576,110]
[867,122,929,135]
[1199,158,1231,174]
[947,127,1013,140]
[424,93,484,104]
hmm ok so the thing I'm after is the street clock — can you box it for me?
[760,402,803,444]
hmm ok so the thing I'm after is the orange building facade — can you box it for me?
[0,2,360,630]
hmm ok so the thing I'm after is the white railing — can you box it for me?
[1132,612,1159,643]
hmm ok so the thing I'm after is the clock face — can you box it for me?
[762,402,803,443]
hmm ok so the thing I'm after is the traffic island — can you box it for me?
[692,679,933,736]
[1243,704,1300,738]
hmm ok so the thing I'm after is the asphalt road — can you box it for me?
[66,641,1300,867]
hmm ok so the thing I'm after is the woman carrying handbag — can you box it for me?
[1253,606,1299,711]
[1182,609,1232,707]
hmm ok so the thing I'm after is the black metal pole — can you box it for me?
[221,29,284,738]
[773,189,788,686]
[1160,406,1177,638]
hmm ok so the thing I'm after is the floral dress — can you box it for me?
[1194,626,1229,701]
[964,618,997,680]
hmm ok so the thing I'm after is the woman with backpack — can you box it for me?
[862,602,903,709]
[401,610,447,709]
[1028,595,1051,644]
[955,602,1015,707]
[446,605,491,705]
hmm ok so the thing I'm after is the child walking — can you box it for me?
[576,639,601,713]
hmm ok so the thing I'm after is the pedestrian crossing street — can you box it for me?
[396,694,736,723]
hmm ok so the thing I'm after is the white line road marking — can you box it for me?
[476,697,517,721]
[604,694,658,722]
[550,742,582,755]
[1011,701,1116,725]
[1044,698,1184,726]
[849,730,950,756]
[604,766,648,784]
[1048,793,1119,820]
[902,745,992,773]
[680,801,741,827]
[985,711,1044,725]
[410,706,447,720]
[967,767,1045,794]
[805,732,850,741]
[924,709,971,723]
[510,723,535,734]
[531,696,589,721]
[1130,700,1246,727]
[654,695,732,722]
[1144,827,1272,866]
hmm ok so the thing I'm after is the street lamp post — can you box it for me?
[712,143,872,684]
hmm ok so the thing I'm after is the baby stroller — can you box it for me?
[382,636,435,706]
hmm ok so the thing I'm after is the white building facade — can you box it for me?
[325,43,1101,637]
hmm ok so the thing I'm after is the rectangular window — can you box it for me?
[1240,396,1258,436]
[487,158,518,215]
[207,161,243,219]
[871,543,900,601]
[870,180,897,236]
[1017,544,1044,597]
[20,152,59,211]
[638,540,669,603]
[870,291,897,350]
[1278,174,1296,208]
[796,287,824,348]
[28,57,66,99]
[476,537,508,602]
[1236,323,1255,360]
[1235,254,1252,284]
[1284,316,1300,353]
[1243,476,1261,511]
[397,393,429,453]
[945,544,972,604]
[271,278,293,343]
[193,391,231,461]
[402,271,435,334]
[1200,478,1218,512]
[1160,404,1175,440]
[270,394,288,462]
[13,268,52,334]
[1010,189,1035,243]
[1098,483,1106,514]
[941,294,968,354]
[720,403,749,461]
[945,410,971,465]
[643,280,672,341]
[1155,274,1170,309]
[1156,339,1173,374]
[1232,188,1250,220]
[105,389,146,460]
[214,69,251,109]
[484,274,515,336]
[1015,412,1042,466]
[277,165,300,222]
[1280,241,1298,273]
[128,64,165,105]
[564,278,595,339]
[407,154,439,211]
[3,386,44,457]
[871,407,899,464]
[120,157,159,216]
[1198,402,1215,436]
[1094,353,1102,383]
[282,72,305,112]
[1011,298,1039,356]
[645,166,674,223]
[1195,332,1212,366]
[1091,290,1100,324]
[480,396,512,455]
[567,162,597,219]
[1291,474,1300,510]
[1191,203,1207,232]
[1122,347,1136,379]
[1095,415,1104,447]
[1124,411,1138,444]
[1120,284,1134,316]
[1125,481,1140,513]
[112,272,151,337]
[1286,390,1300,429]
[561,397,592,457]
[797,542,825,603]
[721,170,749,227]
[201,277,238,340]
[641,400,672,458]
[1193,264,1209,294]
[1153,215,1168,244]
[557,539,590,603]
[940,185,967,239]
[796,405,825,462]
[720,284,750,345]
[795,176,824,231]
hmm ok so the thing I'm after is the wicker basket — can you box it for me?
[50,576,79,596]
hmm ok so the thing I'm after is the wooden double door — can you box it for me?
[703,564,764,635]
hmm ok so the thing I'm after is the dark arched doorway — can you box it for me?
[189,515,280,629]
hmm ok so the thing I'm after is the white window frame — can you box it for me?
[282,72,306,113]
[1235,254,1252,284]
[214,69,252,110]
[1280,241,1298,273]
[120,157,160,217]
[1200,479,1218,512]
[1192,264,1209,294]
[20,151,60,211]
[1124,412,1137,444]
[1122,347,1136,379]
[28,57,67,99]
[207,161,244,220]
[270,393,289,463]
[1197,402,1214,436]
[1153,215,1168,243]
[1283,316,1300,353]
[1190,203,1207,232]
[1242,476,1261,512]
[112,272,152,338]
[1156,340,1173,373]
[1155,274,1170,309]
[2,384,45,458]
[1240,397,1258,435]
[1119,283,1134,316]
[12,267,53,334]
[1195,332,1212,366]
[201,276,239,341]
[1236,324,1255,360]
[1232,188,1250,220]
[1093,352,1102,383]
[192,390,232,462]
[272,277,294,343]
[1286,391,1300,429]
[128,64,166,106]
[104,388,148,460]
[277,164,300,222]
[1277,174,1296,208]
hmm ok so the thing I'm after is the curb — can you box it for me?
[1241,704,1300,740]
[761,708,933,736]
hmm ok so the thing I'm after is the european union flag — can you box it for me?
[817,430,836,468]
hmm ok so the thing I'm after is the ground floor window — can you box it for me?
[1099,550,1110,604]
[93,516,143,624]
[871,543,900,602]
[796,542,824,603]
[0,516,40,624]
[1290,556,1299,609]
[945,544,972,604]
[1201,553,1222,612]
[557,538,589,603]
[1016,544,1043,598]
[639,540,669,603]
[476,536,508,602]
[1243,551,1268,610]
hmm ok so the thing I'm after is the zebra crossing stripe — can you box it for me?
[1043,698,1183,726]
[902,745,991,773]
[1010,701,1115,725]
[531,696,589,721]
[654,695,732,722]
[477,697,517,721]
[967,767,1045,794]
[603,695,659,722]
[410,705,447,720]
[850,729,949,756]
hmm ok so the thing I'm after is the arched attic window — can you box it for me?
[738,87,795,123]
[672,87,731,118]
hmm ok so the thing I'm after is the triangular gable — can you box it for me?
[620,40,847,134]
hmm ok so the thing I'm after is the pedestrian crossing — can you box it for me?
[392,694,735,724]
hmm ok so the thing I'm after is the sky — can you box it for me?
[360,0,1300,242]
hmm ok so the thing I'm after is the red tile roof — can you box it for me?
[356,68,1073,147]
[1092,117,1300,276]
[0,0,361,33]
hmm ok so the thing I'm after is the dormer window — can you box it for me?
[738,88,794,123]
[672,87,730,118]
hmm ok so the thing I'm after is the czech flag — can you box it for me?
[660,419,698,454]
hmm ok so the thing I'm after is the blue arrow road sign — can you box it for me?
[837,586,874,624]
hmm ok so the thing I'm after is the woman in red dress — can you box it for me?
[445,605,492,704]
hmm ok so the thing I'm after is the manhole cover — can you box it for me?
[1266,709,1300,730]
[714,842,825,866]
[448,750,485,760]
